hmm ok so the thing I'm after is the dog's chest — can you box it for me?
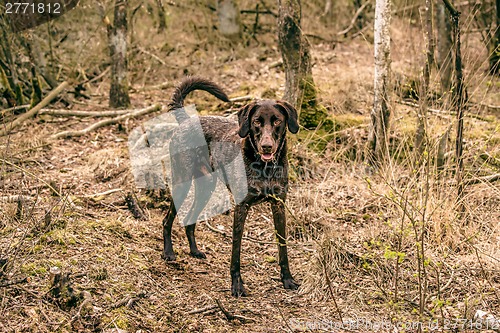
[246,166,288,198]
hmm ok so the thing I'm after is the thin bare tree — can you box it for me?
[369,0,392,163]
[436,1,453,92]
[415,0,435,156]
[442,0,467,214]
[491,0,500,74]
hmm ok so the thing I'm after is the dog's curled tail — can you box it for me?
[169,76,230,123]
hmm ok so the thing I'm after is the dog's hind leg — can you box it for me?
[182,168,216,259]
[162,203,178,261]
[162,177,191,261]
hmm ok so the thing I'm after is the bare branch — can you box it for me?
[0,81,69,137]
[50,104,162,139]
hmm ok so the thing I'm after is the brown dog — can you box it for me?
[162,77,299,296]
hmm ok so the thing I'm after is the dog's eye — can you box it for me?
[274,120,282,126]
[253,120,261,126]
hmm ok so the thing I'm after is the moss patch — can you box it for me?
[298,76,329,129]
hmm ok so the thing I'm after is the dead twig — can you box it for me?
[215,298,255,323]
[112,291,148,309]
[82,188,122,198]
[187,305,218,315]
[0,277,31,288]
[40,109,131,117]
[229,95,254,103]
[319,257,344,322]
[136,46,166,65]
[277,306,294,333]
[81,67,110,85]
[204,220,283,245]
[0,195,34,203]
[337,1,371,36]
[0,81,69,137]
[397,100,492,122]
[50,104,162,139]
[463,173,500,186]
[0,104,30,116]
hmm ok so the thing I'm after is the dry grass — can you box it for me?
[1,0,499,332]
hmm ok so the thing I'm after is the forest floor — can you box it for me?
[1,5,500,332]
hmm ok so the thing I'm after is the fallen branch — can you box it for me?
[463,173,500,186]
[187,305,218,315]
[112,291,147,309]
[472,101,500,110]
[397,100,492,122]
[215,299,255,323]
[0,195,34,203]
[40,109,131,117]
[136,46,166,65]
[205,220,280,245]
[0,81,69,137]
[480,152,500,168]
[0,276,31,288]
[82,188,122,198]
[50,104,162,139]
[240,9,275,15]
[81,67,110,85]
[229,95,254,103]
[0,104,30,116]
[268,60,283,69]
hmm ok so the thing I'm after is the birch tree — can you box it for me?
[108,0,131,108]
[217,0,241,39]
[369,0,391,162]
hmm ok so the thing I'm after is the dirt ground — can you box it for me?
[1,1,500,332]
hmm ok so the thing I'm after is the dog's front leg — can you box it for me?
[230,203,249,297]
[271,199,299,290]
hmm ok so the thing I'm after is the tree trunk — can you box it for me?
[278,0,326,128]
[108,0,131,109]
[217,0,241,39]
[415,0,435,156]
[369,0,392,163]
[436,1,453,91]
[155,0,167,33]
[489,0,500,75]
[442,0,466,214]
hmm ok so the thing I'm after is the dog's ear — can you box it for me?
[237,102,258,138]
[275,100,299,134]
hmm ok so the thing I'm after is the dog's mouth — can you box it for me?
[260,152,275,162]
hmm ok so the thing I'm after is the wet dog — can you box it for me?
[162,77,299,296]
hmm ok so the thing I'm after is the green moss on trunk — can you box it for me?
[298,76,329,129]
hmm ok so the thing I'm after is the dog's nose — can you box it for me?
[261,142,273,153]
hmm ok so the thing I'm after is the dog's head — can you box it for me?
[237,100,299,162]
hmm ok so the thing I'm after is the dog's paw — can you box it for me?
[231,277,247,297]
[189,250,207,259]
[282,277,300,290]
[162,252,177,261]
